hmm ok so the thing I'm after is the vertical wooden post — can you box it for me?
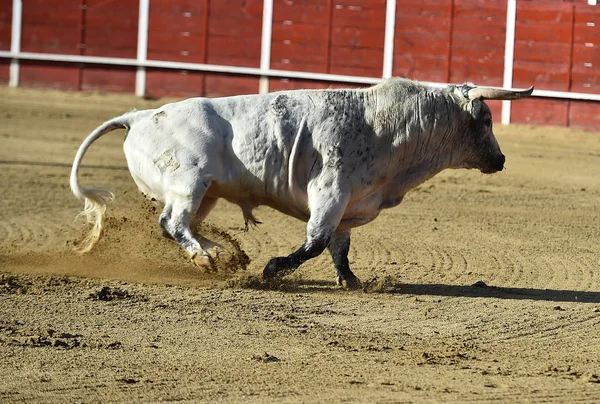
[501,0,517,125]
[9,0,22,88]
[382,0,396,79]
[259,0,273,94]
[135,0,149,97]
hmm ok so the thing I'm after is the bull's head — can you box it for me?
[454,84,533,174]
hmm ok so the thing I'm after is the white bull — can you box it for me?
[70,78,533,288]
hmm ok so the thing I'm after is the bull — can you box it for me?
[70,78,533,288]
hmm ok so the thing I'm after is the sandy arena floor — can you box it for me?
[0,86,599,403]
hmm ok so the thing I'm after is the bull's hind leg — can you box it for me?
[192,196,229,262]
[327,229,361,289]
[161,196,218,240]
[262,180,350,282]
[159,175,218,269]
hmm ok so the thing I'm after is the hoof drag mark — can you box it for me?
[353,237,399,275]
[0,274,32,294]
[402,243,469,283]
[537,254,599,291]
[0,215,70,253]
[88,286,147,302]
[361,273,403,293]
[488,252,527,287]
[195,222,250,273]
[0,322,82,350]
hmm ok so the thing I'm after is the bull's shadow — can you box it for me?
[269,279,600,303]
[387,282,600,303]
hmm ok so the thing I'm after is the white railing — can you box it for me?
[3,0,599,125]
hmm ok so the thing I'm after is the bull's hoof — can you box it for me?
[190,250,217,272]
[336,275,362,290]
[262,257,292,280]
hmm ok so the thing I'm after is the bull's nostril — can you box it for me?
[497,154,506,171]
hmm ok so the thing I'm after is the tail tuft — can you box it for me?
[70,113,132,253]
[74,187,115,253]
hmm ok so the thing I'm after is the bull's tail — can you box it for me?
[69,112,135,252]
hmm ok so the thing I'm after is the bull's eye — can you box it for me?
[484,118,492,127]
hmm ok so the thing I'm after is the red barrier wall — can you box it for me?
[1,0,598,130]
[0,0,11,82]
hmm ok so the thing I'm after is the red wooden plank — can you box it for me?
[395,15,452,33]
[398,0,451,5]
[21,25,82,54]
[0,0,11,50]
[80,65,136,93]
[20,0,82,54]
[206,36,260,67]
[513,61,570,92]
[570,68,600,94]
[149,9,207,33]
[516,23,573,44]
[571,43,600,65]
[331,27,384,48]
[148,32,207,63]
[574,4,600,24]
[453,0,507,7]
[511,98,569,127]
[145,69,206,98]
[204,74,259,97]
[449,58,504,87]
[453,2,506,25]
[394,33,451,55]
[84,28,138,58]
[19,61,80,91]
[395,0,452,18]
[451,40,505,62]
[517,5,574,24]
[274,0,329,7]
[514,41,572,64]
[271,41,328,67]
[574,28,600,46]
[86,0,138,27]
[330,47,383,70]
[333,0,386,8]
[150,0,206,14]
[21,4,82,26]
[393,54,449,83]
[332,7,386,30]
[209,0,263,17]
[0,60,9,83]
[452,23,507,43]
[272,21,330,44]
[273,3,330,25]
[208,15,262,37]
[569,100,600,132]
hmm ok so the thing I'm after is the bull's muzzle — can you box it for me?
[482,154,505,174]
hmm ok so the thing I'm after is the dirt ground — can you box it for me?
[0,86,599,403]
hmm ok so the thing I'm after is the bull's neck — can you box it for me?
[374,89,463,196]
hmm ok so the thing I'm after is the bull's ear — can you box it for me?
[467,97,483,119]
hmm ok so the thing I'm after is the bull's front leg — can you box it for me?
[263,179,350,283]
[327,229,361,289]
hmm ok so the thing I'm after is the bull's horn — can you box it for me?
[467,86,534,100]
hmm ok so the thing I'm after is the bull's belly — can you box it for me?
[207,181,311,222]
[337,194,385,229]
